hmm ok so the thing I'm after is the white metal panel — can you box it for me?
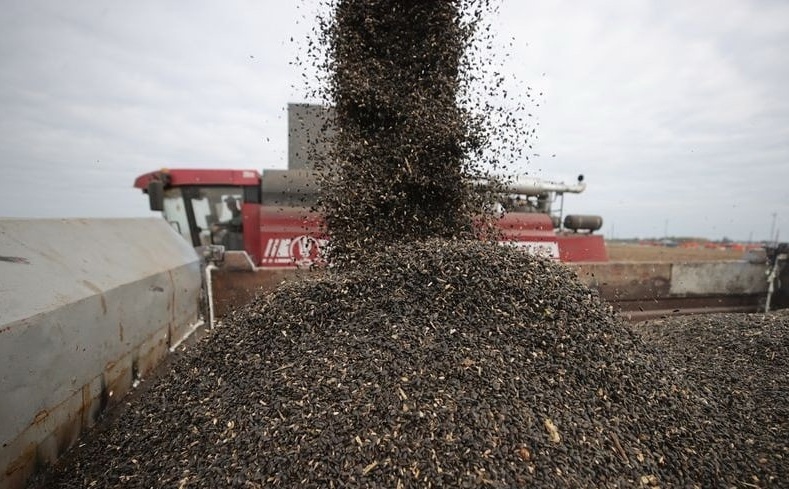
[669,262,768,296]
[0,218,202,488]
[0,218,198,325]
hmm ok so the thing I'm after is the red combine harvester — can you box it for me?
[133,168,787,323]
[133,168,607,267]
[134,168,606,319]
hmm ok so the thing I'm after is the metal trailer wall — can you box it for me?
[0,218,203,489]
[574,260,770,319]
[777,263,789,309]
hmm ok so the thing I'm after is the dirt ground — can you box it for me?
[606,243,747,262]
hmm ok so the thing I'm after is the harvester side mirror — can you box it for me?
[148,180,165,211]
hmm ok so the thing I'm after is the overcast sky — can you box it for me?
[1,0,787,241]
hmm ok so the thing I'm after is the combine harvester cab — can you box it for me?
[134,168,611,318]
[134,168,326,319]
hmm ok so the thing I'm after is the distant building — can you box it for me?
[287,103,335,170]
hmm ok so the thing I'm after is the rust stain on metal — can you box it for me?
[168,269,176,317]
[51,411,82,456]
[171,274,176,321]
[103,359,132,410]
[211,268,301,318]
[167,269,176,343]
[80,383,91,427]
[572,262,672,301]
[0,255,30,264]
[4,443,35,477]
[617,295,761,321]
[33,410,49,424]
[136,331,168,379]
[80,280,102,296]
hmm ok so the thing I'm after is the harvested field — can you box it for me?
[606,243,747,262]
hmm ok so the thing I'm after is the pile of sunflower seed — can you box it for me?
[39,240,786,488]
[32,0,788,487]
[634,311,788,486]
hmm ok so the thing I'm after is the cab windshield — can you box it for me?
[161,186,244,249]
[161,188,190,243]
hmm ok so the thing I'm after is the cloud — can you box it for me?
[0,0,318,218]
[490,0,789,239]
[0,0,786,241]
